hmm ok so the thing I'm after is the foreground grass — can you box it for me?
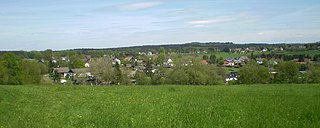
[0,84,320,127]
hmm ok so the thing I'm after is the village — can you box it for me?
[50,46,317,85]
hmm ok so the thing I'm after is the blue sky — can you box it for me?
[0,0,319,50]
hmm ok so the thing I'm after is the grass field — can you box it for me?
[1,84,320,127]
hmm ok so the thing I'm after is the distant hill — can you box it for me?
[72,42,310,52]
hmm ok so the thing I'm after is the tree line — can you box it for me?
[238,61,320,84]
[0,53,47,85]
[1,48,320,85]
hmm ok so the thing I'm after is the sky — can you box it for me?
[0,0,320,51]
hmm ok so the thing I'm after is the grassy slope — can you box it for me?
[1,85,320,127]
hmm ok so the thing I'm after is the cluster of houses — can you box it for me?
[230,47,285,54]
[52,54,175,84]
[51,47,316,85]
[223,56,250,67]
[53,67,92,84]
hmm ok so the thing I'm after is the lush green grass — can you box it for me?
[209,50,320,59]
[281,50,320,56]
[1,84,320,127]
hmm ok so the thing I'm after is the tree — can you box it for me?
[202,55,209,60]
[159,47,166,54]
[145,59,153,77]
[1,53,23,85]
[43,49,53,61]
[306,64,320,83]
[274,61,300,83]
[167,57,223,85]
[21,60,42,84]
[69,55,84,69]
[113,62,122,85]
[0,61,7,84]
[167,67,189,85]
[239,62,270,84]
[222,47,230,53]
[135,71,151,85]
[90,57,114,85]
[151,66,167,85]
[209,54,216,64]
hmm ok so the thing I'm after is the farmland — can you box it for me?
[1,84,320,127]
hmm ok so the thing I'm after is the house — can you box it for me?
[138,52,147,55]
[163,58,174,68]
[136,60,147,66]
[200,60,209,65]
[84,55,91,61]
[245,47,254,52]
[53,67,70,78]
[262,48,268,52]
[234,48,242,53]
[61,57,69,61]
[134,66,146,71]
[268,58,278,65]
[224,58,236,67]
[53,67,71,84]
[147,52,153,55]
[112,58,121,65]
[256,58,263,64]
[280,47,284,51]
[225,71,238,82]
[69,68,91,78]
[124,56,134,62]
[125,64,133,69]
[85,62,90,68]
[238,56,250,63]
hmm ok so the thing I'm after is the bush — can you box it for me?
[239,62,270,84]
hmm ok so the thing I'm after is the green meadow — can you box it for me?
[1,84,320,127]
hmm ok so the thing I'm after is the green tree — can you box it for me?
[306,64,320,83]
[274,61,300,83]
[159,47,166,54]
[21,60,42,84]
[202,55,209,60]
[152,67,167,85]
[1,53,23,85]
[209,54,216,64]
[90,57,114,85]
[52,70,60,83]
[114,62,122,85]
[135,71,151,85]
[239,63,270,84]
[167,57,223,85]
[167,67,189,85]
[69,55,84,69]
[0,61,7,84]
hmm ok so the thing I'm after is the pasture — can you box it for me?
[0,84,320,127]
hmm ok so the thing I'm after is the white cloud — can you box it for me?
[187,16,233,25]
[119,1,163,11]
[257,32,264,35]
[192,24,206,28]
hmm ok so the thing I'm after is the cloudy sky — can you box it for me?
[0,0,320,50]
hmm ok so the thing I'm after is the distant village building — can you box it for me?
[112,58,121,65]
[85,62,90,68]
[262,48,268,52]
[256,58,264,64]
[163,58,174,68]
[53,67,70,78]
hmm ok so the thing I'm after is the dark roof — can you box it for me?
[70,68,90,73]
[135,66,146,70]
[53,67,69,73]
